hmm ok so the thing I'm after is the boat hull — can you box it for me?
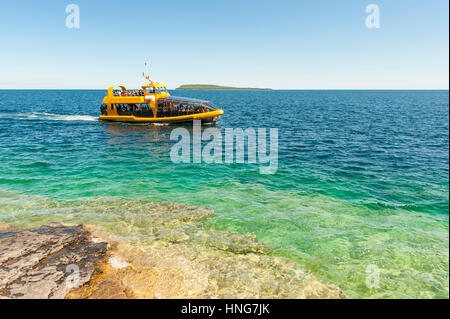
[98,110,223,124]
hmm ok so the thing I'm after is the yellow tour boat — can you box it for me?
[99,73,224,124]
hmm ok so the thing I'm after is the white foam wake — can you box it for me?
[0,112,97,122]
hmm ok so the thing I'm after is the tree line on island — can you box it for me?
[176,84,271,90]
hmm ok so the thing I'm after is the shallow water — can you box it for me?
[0,89,448,298]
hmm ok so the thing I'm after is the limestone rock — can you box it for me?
[0,224,107,299]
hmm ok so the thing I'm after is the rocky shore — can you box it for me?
[0,223,107,298]
[0,218,346,299]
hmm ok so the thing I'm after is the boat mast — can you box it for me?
[142,62,154,84]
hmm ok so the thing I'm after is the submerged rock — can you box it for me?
[68,225,347,299]
[0,201,347,299]
[0,224,107,299]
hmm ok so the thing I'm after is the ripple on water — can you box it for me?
[0,191,345,299]
[0,189,448,298]
[0,90,448,298]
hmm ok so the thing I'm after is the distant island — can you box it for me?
[176,84,271,90]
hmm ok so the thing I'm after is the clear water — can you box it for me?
[0,89,448,298]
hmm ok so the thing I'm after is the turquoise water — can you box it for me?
[0,89,448,298]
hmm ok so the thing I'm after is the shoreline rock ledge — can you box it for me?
[0,223,107,299]
[0,223,346,299]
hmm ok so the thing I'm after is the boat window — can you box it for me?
[145,87,155,94]
[155,97,217,118]
[135,103,153,117]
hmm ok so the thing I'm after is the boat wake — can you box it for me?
[0,112,97,122]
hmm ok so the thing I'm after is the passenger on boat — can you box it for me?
[100,104,107,115]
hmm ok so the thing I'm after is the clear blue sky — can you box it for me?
[0,0,448,89]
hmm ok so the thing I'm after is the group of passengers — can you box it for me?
[101,102,210,117]
[116,103,152,116]
[159,104,208,117]
[112,89,144,97]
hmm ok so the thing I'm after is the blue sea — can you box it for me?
[0,89,448,298]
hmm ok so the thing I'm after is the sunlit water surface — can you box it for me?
[0,89,448,298]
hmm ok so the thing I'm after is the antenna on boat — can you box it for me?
[142,62,154,84]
